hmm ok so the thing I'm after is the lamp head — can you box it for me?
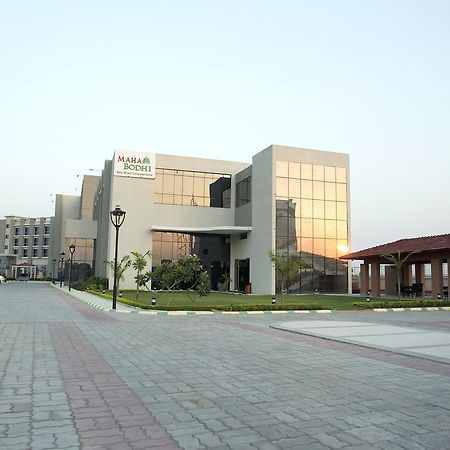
[69,244,75,255]
[110,205,126,228]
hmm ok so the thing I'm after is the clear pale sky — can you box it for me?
[1,0,449,252]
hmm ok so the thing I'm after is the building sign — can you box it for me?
[113,151,156,179]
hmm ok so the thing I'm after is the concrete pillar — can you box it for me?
[360,263,369,296]
[402,264,413,286]
[385,266,397,296]
[415,263,425,283]
[371,263,381,298]
[431,258,443,299]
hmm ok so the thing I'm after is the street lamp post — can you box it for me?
[110,205,126,310]
[52,259,56,284]
[59,252,65,287]
[68,244,75,292]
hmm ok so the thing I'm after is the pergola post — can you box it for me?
[385,266,397,295]
[402,264,413,287]
[431,258,443,299]
[415,263,425,284]
[371,263,381,297]
[360,263,370,296]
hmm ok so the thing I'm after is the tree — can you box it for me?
[130,251,151,301]
[108,255,131,292]
[381,251,417,299]
[152,254,210,304]
[268,250,306,303]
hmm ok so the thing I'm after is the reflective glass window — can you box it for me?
[325,201,337,220]
[301,163,313,180]
[288,178,300,198]
[301,218,313,237]
[336,202,347,220]
[324,182,336,201]
[313,219,325,238]
[325,239,337,259]
[288,217,296,236]
[324,166,336,182]
[336,183,347,201]
[174,175,183,195]
[154,169,231,208]
[313,165,324,181]
[276,199,288,216]
[313,181,324,200]
[236,177,251,206]
[336,240,349,257]
[276,177,289,197]
[193,176,204,196]
[154,174,163,193]
[336,167,346,183]
[313,238,325,257]
[302,238,314,255]
[183,175,194,195]
[301,180,313,198]
[275,159,348,294]
[289,162,300,179]
[337,221,347,239]
[313,199,325,219]
[325,220,337,239]
[162,193,173,204]
[276,161,288,177]
[300,199,313,218]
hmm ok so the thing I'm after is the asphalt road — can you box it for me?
[1,282,450,449]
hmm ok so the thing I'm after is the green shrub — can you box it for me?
[73,277,108,291]
[109,302,321,311]
[353,300,450,309]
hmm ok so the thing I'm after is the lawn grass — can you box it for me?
[96,290,365,310]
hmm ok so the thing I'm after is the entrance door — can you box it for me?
[235,258,250,292]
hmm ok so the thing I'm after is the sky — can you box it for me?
[1,0,449,252]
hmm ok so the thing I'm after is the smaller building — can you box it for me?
[342,234,450,299]
[0,215,54,279]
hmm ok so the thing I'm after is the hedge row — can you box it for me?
[353,300,450,309]
[87,291,322,311]
[150,303,323,311]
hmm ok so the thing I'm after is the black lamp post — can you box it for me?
[68,244,75,292]
[110,205,126,310]
[52,259,56,284]
[59,252,65,287]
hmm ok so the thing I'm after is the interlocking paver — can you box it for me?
[2,282,450,449]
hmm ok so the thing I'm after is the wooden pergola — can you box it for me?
[341,234,450,298]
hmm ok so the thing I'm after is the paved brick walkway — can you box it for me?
[1,282,450,449]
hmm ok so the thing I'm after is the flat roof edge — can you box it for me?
[150,225,252,235]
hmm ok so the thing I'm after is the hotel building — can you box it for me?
[2,144,351,294]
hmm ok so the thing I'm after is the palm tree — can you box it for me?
[131,251,151,301]
[381,251,417,299]
[268,250,306,303]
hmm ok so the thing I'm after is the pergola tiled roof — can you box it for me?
[341,233,450,261]
[342,233,450,299]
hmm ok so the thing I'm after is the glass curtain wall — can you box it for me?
[152,231,230,290]
[275,161,348,293]
[63,238,95,282]
[154,169,231,208]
